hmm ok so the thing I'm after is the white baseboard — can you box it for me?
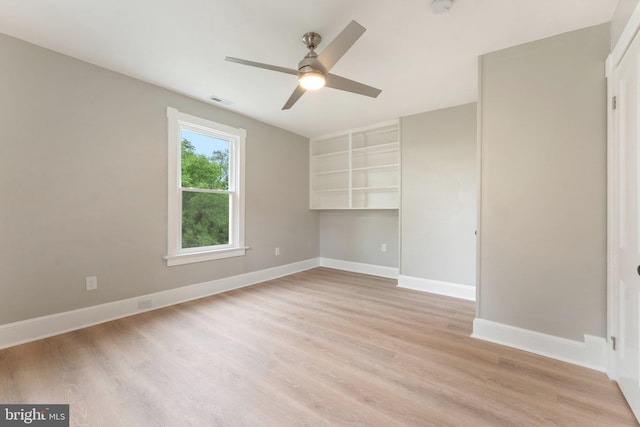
[0,258,321,350]
[319,257,399,279]
[397,275,476,301]
[472,318,607,372]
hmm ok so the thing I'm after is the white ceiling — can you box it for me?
[0,0,617,138]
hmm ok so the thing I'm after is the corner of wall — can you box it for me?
[472,318,607,372]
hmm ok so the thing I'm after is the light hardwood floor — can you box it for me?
[0,268,636,426]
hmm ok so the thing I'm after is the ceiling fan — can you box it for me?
[225,20,382,110]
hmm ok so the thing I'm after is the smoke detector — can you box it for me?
[431,0,453,14]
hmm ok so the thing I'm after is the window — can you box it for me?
[165,107,246,266]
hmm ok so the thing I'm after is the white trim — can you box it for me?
[0,258,320,350]
[167,107,180,256]
[607,0,640,385]
[164,246,247,266]
[609,16,640,420]
[397,275,476,301]
[319,257,398,279]
[397,120,403,274]
[476,55,484,313]
[472,318,607,372]
[166,107,246,266]
[611,1,640,68]
[606,52,619,380]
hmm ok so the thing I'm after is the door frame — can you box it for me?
[607,2,640,381]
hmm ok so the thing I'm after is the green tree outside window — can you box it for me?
[181,138,230,248]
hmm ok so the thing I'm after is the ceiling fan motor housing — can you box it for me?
[298,56,326,74]
[302,32,322,51]
[299,33,326,77]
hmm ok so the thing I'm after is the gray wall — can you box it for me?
[0,33,319,325]
[478,24,609,340]
[612,0,639,48]
[319,210,398,267]
[400,103,477,286]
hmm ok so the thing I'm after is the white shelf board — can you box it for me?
[312,169,350,175]
[351,142,399,153]
[311,150,349,158]
[312,188,350,193]
[352,185,399,191]
[351,164,398,172]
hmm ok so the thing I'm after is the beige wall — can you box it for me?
[0,33,319,325]
[400,103,477,286]
[478,24,609,340]
[319,210,398,267]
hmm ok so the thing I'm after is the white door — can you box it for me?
[612,29,640,421]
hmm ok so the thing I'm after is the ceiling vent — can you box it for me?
[431,0,453,14]
[209,95,233,105]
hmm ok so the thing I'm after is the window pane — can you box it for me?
[182,191,229,248]
[181,130,229,190]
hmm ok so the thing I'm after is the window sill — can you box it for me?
[164,247,247,266]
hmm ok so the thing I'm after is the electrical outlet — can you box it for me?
[86,276,97,291]
[381,243,387,253]
[275,247,280,256]
[138,299,152,309]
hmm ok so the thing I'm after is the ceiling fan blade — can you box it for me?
[282,86,306,110]
[317,20,366,72]
[225,57,298,76]
[325,73,381,98]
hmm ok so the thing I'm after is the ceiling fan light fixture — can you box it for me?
[225,20,381,110]
[299,71,326,90]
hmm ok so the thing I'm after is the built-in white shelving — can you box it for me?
[310,120,399,209]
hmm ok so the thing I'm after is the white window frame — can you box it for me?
[165,107,246,266]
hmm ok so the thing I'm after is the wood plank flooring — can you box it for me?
[0,268,636,426]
